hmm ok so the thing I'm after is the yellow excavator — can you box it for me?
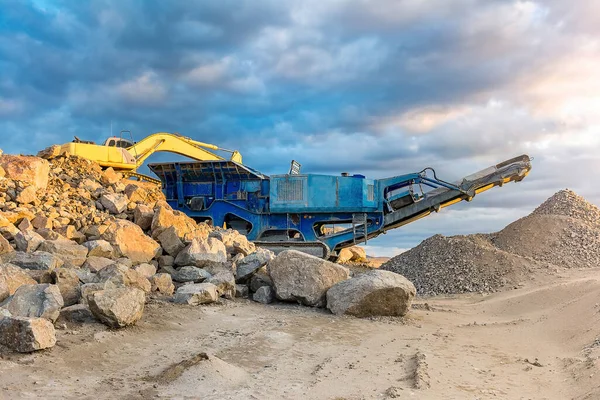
[41,132,243,183]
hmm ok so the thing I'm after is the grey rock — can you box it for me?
[172,283,219,305]
[235,248,275,283]
[14,230,44,253]
[51,268,81,307]
[88,287,146,328]
[235,284,249,299]
[174,238,227,269]
[267,250,350,307]
[326,270,416,317]
[11,251,64,271]
[207,271,236,299]
[82,256,114,273]
[0,316,56,352]
[3,284,64,322]
[165,265,212,283]
[249,267,273,293]
[253,286,274,304]
[100,193,128,214]
[38,240,88,268]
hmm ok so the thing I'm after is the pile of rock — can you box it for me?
[382,190,600,295]
[0,151,417,353]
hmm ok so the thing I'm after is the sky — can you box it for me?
[1,0,599,256]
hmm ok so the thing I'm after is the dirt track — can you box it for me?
[0,268,598,400]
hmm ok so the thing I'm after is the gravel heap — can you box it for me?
[382,190,600,295]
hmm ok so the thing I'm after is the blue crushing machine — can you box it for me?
[148,155,532,260]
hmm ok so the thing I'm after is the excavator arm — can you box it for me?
[127,133,243,167]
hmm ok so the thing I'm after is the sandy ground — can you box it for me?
[0,268,599,400]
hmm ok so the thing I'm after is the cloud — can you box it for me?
[0,0,598,253]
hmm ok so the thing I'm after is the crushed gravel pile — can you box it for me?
[492,190,600,269]
[382,190,600,295]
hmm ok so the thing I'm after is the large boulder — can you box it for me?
[0,316,56,352]
[172,283,219,305]
[83,240,114,258]
[10,251,64,271]
[94,264,151,293]
[87,287,146,328]
[102,219,160,264]
[326,270,416,317]
[38,239,88,268]
[0,155,50,190]
[51,268,81,307]
[0,264,37,302]
[15,186,38,205]
[267,250,350,307]
[3,284,64,322]
[174,238,227,269]
[235,248,275,283]
[100,193,128,214]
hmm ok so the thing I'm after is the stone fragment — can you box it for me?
[164,265,211,283]
[326,270,416,317]
[14,230,44,253]
[4,284,64,322]
[101,167,122,186]
[235,284,249,298]
[172,283,219,305]
[252,286,274,304]
[15,186,37,205]
[0,235,15,258]
[149,273,175,295]
[82,256,114,273]
[51,268,81,307]
[102,220,160,264]
[267,250,350,307]
[94,264,151,293]
[39,239,88,268]
[100,193,128,214]
[0,264,37,302]
[157,226,186,256]
[31,215,53,230]
[133,263,157,278]
[83,240,114,258]
[0,316,56,352]
[11,251,64,271]
[174,238,227,269]
[158,255,174,268]
[0,155,50,190]
[235,248,275,283]
[249,266,273,293]
[207,271,236,299]
[133,204,154,231]
[88,287,145,328]
[151,206,198,240]
[58,304,95,323]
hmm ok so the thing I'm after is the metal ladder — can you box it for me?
[352,213,368,245]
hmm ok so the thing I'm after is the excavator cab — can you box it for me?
[103,137,134,148]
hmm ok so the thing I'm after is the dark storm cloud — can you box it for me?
[0,0,598,254]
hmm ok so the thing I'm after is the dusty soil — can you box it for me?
[0,268,599,400]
